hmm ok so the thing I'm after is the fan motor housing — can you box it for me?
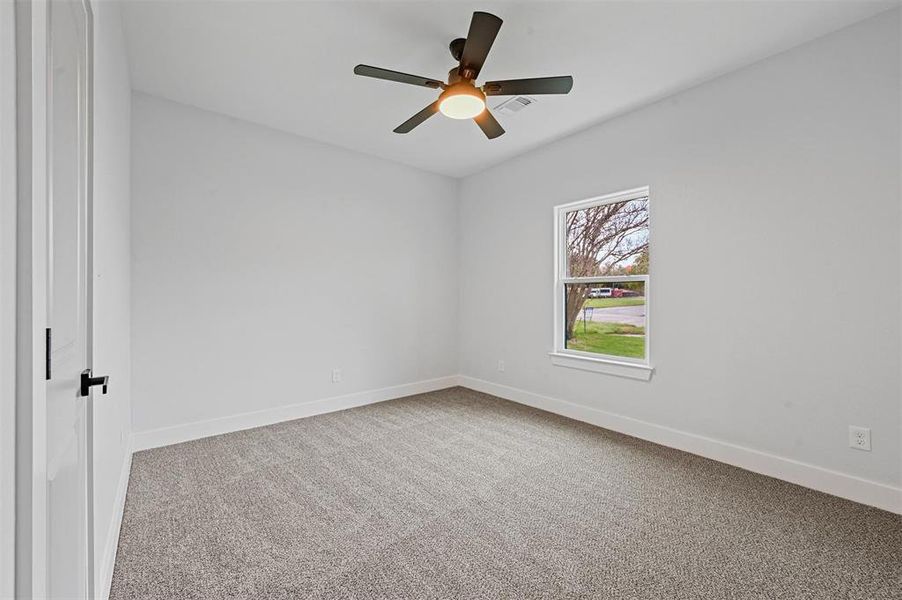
[449,37,466,61]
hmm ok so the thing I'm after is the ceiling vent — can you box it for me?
[493,96,537,116]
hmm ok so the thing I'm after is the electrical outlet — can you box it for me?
[497,360,505,372]
[848,426,871,451]
[331,368,341,383]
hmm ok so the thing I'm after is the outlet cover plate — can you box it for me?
[848,425,871,451]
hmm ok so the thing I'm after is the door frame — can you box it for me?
[1,0,18,597]
[13,0,95,596]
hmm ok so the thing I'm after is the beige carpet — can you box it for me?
[110,387,902,599]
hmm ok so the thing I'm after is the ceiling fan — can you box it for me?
[353,11,573,139]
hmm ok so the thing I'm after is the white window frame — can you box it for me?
[550,186,653,381]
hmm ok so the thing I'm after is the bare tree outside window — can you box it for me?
[564,197,649,345]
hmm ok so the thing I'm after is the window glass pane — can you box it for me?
[566,197,649,277]
[564,281,646,359]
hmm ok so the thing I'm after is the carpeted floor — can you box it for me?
[110,387,902,599]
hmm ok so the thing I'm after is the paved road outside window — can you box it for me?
[581,305,646,327]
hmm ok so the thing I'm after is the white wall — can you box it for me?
[130,93,459,435]
[92,1,132,596]
[458,11,901,497]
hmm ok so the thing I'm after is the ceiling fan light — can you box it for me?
[438,88,486,119]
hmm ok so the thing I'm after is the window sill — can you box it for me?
[548,352,654,381]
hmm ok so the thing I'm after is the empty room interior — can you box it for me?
[3,0,902,598]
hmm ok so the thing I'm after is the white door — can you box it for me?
[45,0,93,597]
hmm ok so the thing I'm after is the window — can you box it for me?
[551,187,651,379]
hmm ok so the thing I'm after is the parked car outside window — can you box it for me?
[588,287,612,298]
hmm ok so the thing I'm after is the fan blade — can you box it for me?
[458,12,502,79]
[474,109,505,139]
[354,65,444,89]
[394,101,440,134]
[483,76,574,96]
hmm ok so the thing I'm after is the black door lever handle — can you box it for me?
[80,369,109,397]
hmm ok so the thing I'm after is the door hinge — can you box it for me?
[45,327,51,380]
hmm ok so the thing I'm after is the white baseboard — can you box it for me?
[131,376,460,452]
[127,373,901,514]
[98,441,133,600]
[458,375,902,515]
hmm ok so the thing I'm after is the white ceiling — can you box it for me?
[120,0,896,178]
